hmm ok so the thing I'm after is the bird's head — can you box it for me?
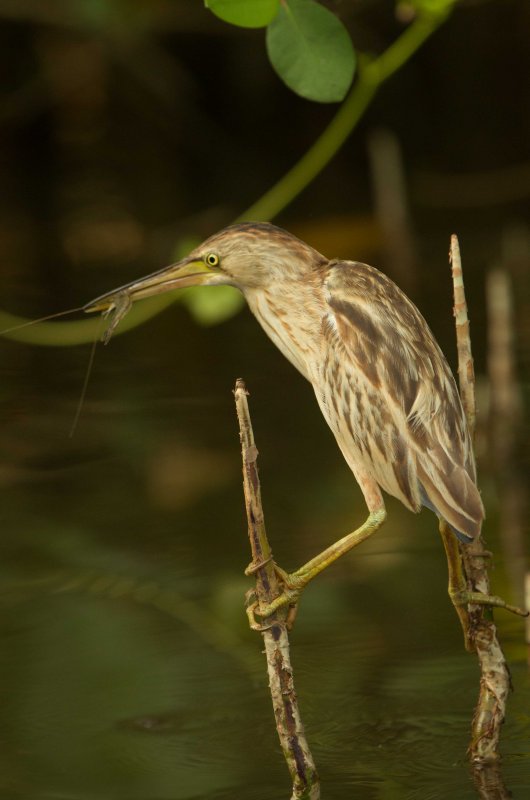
[84,222,325,314]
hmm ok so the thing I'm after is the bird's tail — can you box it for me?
[417,460,484,542]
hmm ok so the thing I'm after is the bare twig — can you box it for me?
[450,235,511,764]
[234,379,319,800]
[451,235,476,437]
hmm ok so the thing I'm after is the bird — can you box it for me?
[85,221,485,617]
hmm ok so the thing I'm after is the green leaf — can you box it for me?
[205,0,280,29]
[266,0,355,103]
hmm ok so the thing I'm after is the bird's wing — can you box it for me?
[323,261,484,539]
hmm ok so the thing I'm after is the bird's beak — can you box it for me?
[83,256,212,314]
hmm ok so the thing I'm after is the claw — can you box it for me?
[245,560,302,631]
[245,553,274,576]
[285,602,299,631]
[246,600,281,632]
[250,563,307,620]
[253,586,301,618]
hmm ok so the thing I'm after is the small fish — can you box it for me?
[101,291,132,345]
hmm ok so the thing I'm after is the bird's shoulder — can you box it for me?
[323,260,421,326]
[321,259,436,371]
[320,260,469,463]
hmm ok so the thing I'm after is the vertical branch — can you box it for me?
[234,379,320,800]
[450,235,476,437]
[449,235,511,764]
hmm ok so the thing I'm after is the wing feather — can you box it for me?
[322,260,484,540]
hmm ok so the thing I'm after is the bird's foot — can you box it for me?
[450,588,528,618]
[244,565,303,631]
[245,597,277,632]
[244,553,274,576]
[449,589,528,652]
[254,566,304,626]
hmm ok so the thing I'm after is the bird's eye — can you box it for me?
[205,253,220,268]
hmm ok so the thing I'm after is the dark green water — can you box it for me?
[0,306,528,799]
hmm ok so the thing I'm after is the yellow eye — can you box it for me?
[205,253,219,268]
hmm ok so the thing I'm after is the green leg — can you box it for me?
[439,520,473,650]
[439,519,527,651]
[256,508,387,618]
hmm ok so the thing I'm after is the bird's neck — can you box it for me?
[244,278,326,381]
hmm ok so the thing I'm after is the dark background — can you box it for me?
[0,2,528,798]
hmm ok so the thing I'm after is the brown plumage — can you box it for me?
[86,221,484,542]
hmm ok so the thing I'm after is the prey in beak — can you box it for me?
[83,255,217,344]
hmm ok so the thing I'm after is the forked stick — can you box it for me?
[450,235,511,764]
[234,379,320,800]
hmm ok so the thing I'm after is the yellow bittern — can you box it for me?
[85,222,486,618]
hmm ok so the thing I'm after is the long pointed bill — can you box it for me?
[83,256,213,315]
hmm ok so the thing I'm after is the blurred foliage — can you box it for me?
[206,0,280,29]
[266,0,356,103]
[207,0,357,102]
[204,0,454,103]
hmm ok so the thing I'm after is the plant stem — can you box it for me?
[241,12,448,222]
[239,76,376,222]
[0,12,450,346]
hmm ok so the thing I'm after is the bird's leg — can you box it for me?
[439,519,528,651]
[255,506,387,619]
[439,520,473,649]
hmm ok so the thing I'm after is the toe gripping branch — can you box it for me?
[439,520,528,651]
[245,559,300,632]
[245,509,387,633]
